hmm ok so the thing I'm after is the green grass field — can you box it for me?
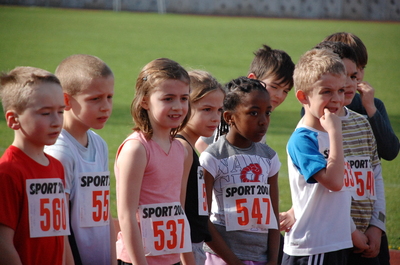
[1,5,399,249]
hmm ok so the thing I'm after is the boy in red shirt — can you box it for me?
[0,67,71,265]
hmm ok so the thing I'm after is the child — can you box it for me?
[115,58,192,265]
[323,32,399,161]
[315,41,386,265]
[195,44,295,152]
[44,54,116,265]
[0,67,70,265]
[200,77,280,264]
[282,49,369,265]
[247,44,295,112]
[324,32,394,265]
[176,70,225,265]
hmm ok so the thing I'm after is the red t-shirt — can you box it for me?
[0,146,66,265]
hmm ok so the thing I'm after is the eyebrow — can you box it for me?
[39,105,66,110]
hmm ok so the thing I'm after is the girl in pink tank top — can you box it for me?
[115,58,192,265]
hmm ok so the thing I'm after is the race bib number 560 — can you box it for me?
[26,178,70,238]
[139,202,191,256]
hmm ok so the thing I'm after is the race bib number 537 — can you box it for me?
[139,202,191,256]
[26,178,70,238]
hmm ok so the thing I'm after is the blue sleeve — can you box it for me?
[287,128,327,183]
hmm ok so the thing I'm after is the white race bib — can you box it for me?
[197,166,208,216]
[138,202,192,256]
[78,171,110,227]
[223,183,277,232]
[347,157,376,200]
[26,178,70,238]
[343,160,357,192]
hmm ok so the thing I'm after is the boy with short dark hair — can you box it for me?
[195,44,295,152]
[45,54,116,265]
[0,66,70,265]
[248,44,295,111]
[315,41,386,265]
[324,32,399,161]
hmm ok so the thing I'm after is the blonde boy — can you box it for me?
[0,67,69,265]
[282,49,367,265]
[45,54,116,265]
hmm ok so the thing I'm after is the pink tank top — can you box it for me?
[115,131,184,265]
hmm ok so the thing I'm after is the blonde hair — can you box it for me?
[294,49,346,94]
[55,54,113,95]
[131,58,191,139]
[0,66,61,113]
[188,70,224,104]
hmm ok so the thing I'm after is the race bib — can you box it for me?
[223,183,278,232]
[79,172,110,227]
[347,157,376,200]
[343,160,356,192]
[26,178,70,238]
[138,202,192,256]
[197,166,208,216]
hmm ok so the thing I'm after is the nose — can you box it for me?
[275,89,284,101]
[259,113,269,126]
[331,91,343,103]
[52,112,63,127]
[211,110,221,122]
[100,98,112,112]
[172,102,182,111]
[173,98,188,111]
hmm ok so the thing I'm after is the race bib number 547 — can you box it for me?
[139,202,191,256]
[223,183,278,232]
[26,178,70,238]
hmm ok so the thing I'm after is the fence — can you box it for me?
[1,0,399,21]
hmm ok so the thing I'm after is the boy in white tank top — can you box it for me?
[45,54,116,265]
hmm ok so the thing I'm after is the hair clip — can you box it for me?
[143,76,147,81]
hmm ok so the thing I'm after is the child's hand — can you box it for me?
[351,229,369,253]
[357,81,377,117]
[361,226,382,258]
[279,208,295,232]
[320,108,342,134]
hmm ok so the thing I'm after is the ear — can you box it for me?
[223,111,234,126]
[296,90,309,104]
[140,96,149,110]
[247,73,257,80]
[64,93,72,111]
[6,110,20,130]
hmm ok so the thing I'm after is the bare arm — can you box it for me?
[267,173,280,265]
[279,207,295,232]
[0,224,22,265]
[63,193,75,265]
[195,137,209,154]
[116,140,148,265]
[109,214,117,265]
[203,170,245,265]
[313,109,344,191]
